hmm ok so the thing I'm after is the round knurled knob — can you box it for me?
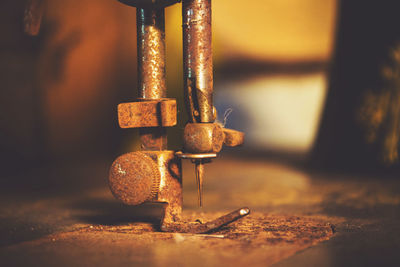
[109,152,160,205]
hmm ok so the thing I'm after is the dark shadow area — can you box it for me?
[0,217,57,248]
[275,219,400,267]
[0,192,165,247]
[312,0,400,172]
[66,198,164,226]
[320,200,400,220]
[0,158,111,199]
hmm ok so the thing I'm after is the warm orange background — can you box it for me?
[1,0,337,159]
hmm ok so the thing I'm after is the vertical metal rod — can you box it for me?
[137,7,167,150]
[195,159,204,207]
[182,0,214,123]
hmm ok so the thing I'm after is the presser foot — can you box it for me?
[160,207,250,234]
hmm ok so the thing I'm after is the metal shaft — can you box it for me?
[183,0,214,123]
[195,159,204,207]
[137,7,167,150]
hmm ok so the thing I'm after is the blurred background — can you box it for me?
[1,0,400,180]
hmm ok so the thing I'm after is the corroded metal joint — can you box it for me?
[183,123,224,153]
[118,98,177,128]
[183,123,245,154]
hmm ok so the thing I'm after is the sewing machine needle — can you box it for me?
[195,159,204,207]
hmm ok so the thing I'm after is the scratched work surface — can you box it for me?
[1,154,400,266]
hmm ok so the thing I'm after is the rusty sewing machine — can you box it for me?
[23,0,249,234]
[107,0,249,233]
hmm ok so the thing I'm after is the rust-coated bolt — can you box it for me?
[183,123,224,153]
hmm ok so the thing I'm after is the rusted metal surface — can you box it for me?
[182,124,245,153]
[161,207,250,234]
[181,122,244,207]
[109,149,249,231]
[183,123,224,153]
[183,0,214,123]
[181,0,246,212]
[118,0,181,8]
[118,99,177,128]
[181,123,244,205]
[2,212,335,266]
[137,8,166,99]
[111,3,176,215]
[24,0,44,36]
[150,151,183,223]
[136,7,168,150]
[109,150,183,223]
[223,128,245,147]
[109,152,160,205]
[139,128,168,151]
[111,0,248,233]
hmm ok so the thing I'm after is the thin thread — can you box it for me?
[223,108,233,127]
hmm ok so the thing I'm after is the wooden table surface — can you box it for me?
[1,154,400,266]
